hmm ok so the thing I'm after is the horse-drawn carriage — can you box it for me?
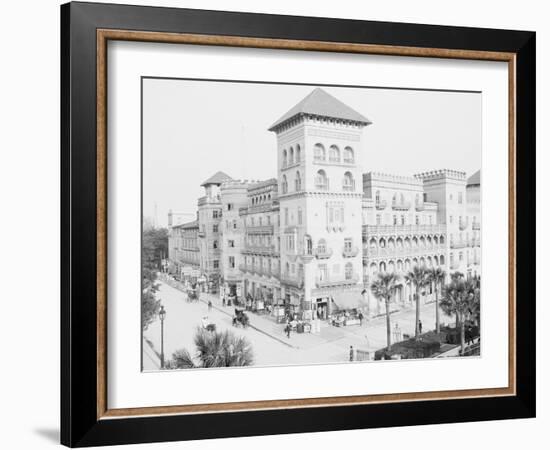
[232,308,249,328]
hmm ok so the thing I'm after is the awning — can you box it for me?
[332,290,367,311]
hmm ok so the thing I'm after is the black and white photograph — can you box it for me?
[141,79,482,370]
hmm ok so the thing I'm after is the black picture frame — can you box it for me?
[61,1,535,447]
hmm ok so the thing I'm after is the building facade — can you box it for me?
[167,88,481,317]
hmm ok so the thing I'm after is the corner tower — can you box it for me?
[269,88,372,320]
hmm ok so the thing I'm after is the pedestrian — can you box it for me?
[222,296,226,307]
[208,300,212,312]
[285,323,291,339]
[349,345,354,362]
[418,319,423,334]
[358,311,364,326]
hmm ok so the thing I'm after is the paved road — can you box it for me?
[143,280,454,370]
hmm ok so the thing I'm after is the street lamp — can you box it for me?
[159,304,166,369]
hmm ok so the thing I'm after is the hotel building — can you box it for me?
[168,88,481,317]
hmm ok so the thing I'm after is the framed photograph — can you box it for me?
[61,2,535,447]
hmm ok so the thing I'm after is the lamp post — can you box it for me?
[159,304,166,369]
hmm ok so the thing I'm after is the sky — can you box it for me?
[142,78,481,228]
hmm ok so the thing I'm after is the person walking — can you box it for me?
[358,311,364,326]
[222,296,226,307]
[418,319,423,334]
[349,345,354,362]
[208,300,212,312]
[285,323,291,339]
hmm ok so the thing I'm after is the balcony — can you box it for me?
[392,201,411,211]
[315,274,360,288]
[450,240,467,249]
[280,274,303,288]
[472,221,481,230]
[415,203,425,211]
[245,225,274,235]
[363,224,447,236]
[470,238,480,247]
[364,244,444,259]
[342,246,359,258]
[198,231,206,238]
[459,218,469,231]
[242,245,278,256]
[314,247,333,259]
[375,200,387,210]
[342,180,356,192]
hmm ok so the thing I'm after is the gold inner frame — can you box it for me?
[96,29,517,420]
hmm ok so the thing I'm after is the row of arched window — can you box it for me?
[282,145,301,168]
[374,191,424,206]
[369,255,445,275]
[251,193,272,205]
[314,143,355,164]
[368,235,445,249]
[281,170,355,193]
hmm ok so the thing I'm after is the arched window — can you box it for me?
[281,175,288,194]
[296,144,301,162]
[295,171,302,191]
[282,149,287,167]
[343,171,354,191]
[329,145,340,162]
[289,147,294,165]
[392,193,397,206]
[315,170,328,190]
[345,262,353,280]
[314,143,325,161]
[318,238,327,253]
[375,190,381,204]
[343,146,354,163]
[305,235,312,255]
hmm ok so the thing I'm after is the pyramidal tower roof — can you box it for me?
[201,171,233,187]
[268,88,372,132]
[467,170,481,186]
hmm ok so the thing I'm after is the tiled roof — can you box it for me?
[268,88,372,131]
[467,170,480,186]
[172,219,198,230]
[201,171,233,187]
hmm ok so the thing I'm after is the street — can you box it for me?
[143,279,454,370]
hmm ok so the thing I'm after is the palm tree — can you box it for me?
[370,272,400,350]
[440,278,480,354]
[405,265,429,339]
[427,267,446,334]
[170,328,254,369]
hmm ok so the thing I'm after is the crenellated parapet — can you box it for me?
[414,169,467,182]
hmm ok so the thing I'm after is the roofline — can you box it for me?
[268,112,372,133]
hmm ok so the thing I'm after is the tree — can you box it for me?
[169,328,254,369]
[427,267,446,334]
[141,226,169,330]
[440,278,480,354]
[370,272,400,350]
[405,265,429,339]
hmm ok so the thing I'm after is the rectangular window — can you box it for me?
[213,260,219,269]
[344,238,352,252]
[393,215,397,225]
[449,215,453,224]
[318,264,328,280]
[228,240,235,247]
[229,256,235,268]
[401,215,405,225]
[233,220,237,229]
[213,224,218,233]
[376,214,381,225]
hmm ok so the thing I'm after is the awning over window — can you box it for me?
[332,290,367,311]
